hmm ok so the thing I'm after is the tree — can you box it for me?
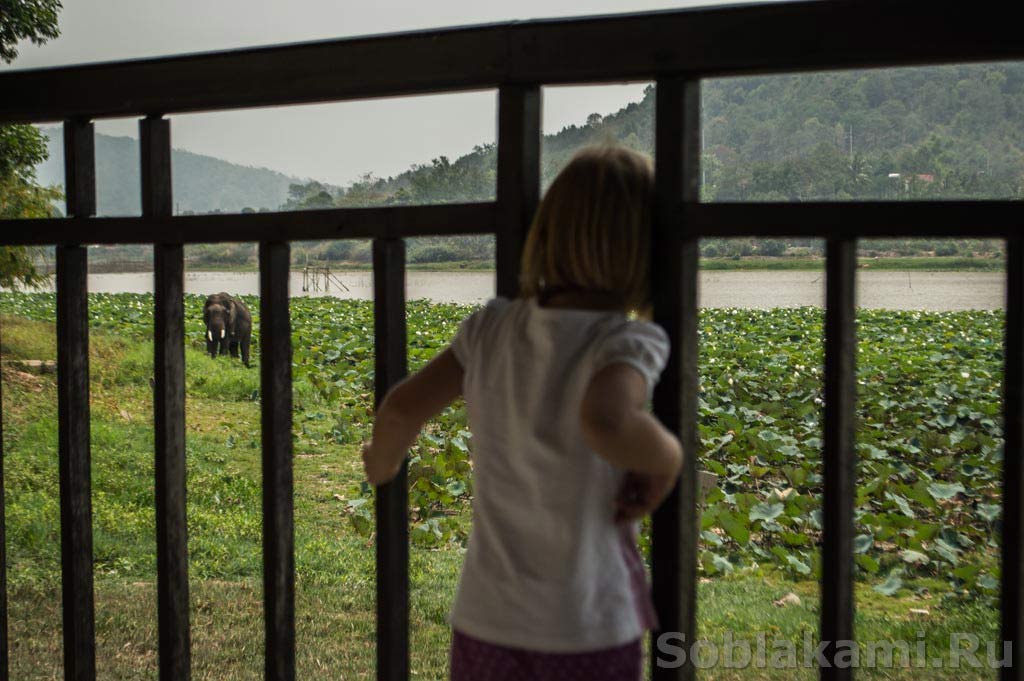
[0,0,61,62]
[281,181,338,210]
[0,0,64,287]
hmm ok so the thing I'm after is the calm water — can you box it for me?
[21,270,1007,310]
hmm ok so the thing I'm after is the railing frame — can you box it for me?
[0,2,1022,680]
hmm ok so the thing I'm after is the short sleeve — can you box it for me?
[592,321,670,398]
[450,297,508,369]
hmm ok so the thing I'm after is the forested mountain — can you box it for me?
[35,127,327,216]
[287,63,1023,263]
[35,62,1024,267]
[286,62,1023,209]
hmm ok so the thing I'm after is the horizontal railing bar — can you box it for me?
[0,202,497,246]
[686,201,1024,238]
[1,0,1021,123]
[3,201,1021,246]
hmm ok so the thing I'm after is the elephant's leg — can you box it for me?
[229,341,239,358]
[241,339,251,368]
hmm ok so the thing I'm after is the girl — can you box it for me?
[362,144,684,681]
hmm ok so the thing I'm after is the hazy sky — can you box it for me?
[4,0,771,186]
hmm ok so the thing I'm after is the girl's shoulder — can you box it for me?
[467,296,517,329]
[450,296,516,366]
[594,316,669,346]
[590,317,671,396]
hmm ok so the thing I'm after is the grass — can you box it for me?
[0,313,1003,679]
[1,315,459,679]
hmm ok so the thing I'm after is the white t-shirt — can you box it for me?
[447,295,671,652]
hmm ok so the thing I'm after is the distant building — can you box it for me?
[886,172,936,192]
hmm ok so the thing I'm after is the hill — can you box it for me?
[32,62,1024,268]
[35,127,324,216]
[286,63,1022,265]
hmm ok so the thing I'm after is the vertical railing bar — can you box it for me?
[260,241,295,681]
[495,84,541,299]
[57,118,97,681]
[1001,235,1023,681]
[143,115,192,681]
[820,236,857,681]
[0,316,7,679]
[373,237,409,681]
[651,76,701,681]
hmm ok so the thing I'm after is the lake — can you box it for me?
[23,270,1007,311]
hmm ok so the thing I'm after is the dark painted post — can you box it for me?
[0,315,6,679]
[142,115,192,681]
[57,118,97,681]
[1002,235,1024,681]
[820,236,857,680]
[495,85,541,298]
[373,237,409,681]
[650,77,701,681]
[260,241,295,681]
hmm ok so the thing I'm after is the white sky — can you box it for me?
[3,0,772,186]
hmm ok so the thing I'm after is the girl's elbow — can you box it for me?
[581,407,623,444]
[667,438,685,476]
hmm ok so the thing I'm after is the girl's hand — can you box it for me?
[362,440,400,486]
[615,471,678,522]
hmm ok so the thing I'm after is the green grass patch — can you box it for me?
[0,293,1005,679]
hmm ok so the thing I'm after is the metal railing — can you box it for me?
[0,2,1021,680]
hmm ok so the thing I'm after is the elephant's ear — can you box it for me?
[228,299,238,326]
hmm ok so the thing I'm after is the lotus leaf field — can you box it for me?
[0,292,1004,603]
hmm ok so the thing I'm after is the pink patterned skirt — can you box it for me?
[449,523,655,681]
[450,629,642,681]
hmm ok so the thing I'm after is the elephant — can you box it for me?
[203,292,252,367]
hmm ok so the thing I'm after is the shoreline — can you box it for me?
[75,255,1006,275]
[5,270,1008,311]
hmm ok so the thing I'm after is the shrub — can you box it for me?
[702,241,723,257]
[409,245,459,264]
[756,240,786,257]
[320,240,355,261]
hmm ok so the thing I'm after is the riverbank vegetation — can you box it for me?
[0,292,1003,678]
[70,244,1008,274]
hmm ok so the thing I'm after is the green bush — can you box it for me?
[756,240,786,257]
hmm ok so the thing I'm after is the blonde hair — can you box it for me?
[519,144,654,313]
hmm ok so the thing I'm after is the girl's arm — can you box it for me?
[580,363,683,477]
[362,347,464,485]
